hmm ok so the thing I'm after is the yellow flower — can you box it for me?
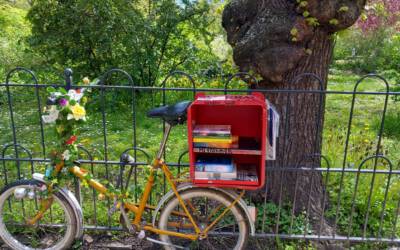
[98,193,105,200]
[68,104,86,121]
[83,77,90,85]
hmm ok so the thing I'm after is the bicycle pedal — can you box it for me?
[138,230,145,239]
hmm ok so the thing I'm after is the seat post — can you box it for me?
[156,123,172,160]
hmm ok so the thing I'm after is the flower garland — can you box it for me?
[41,77,132,200]
[42,77,90,184]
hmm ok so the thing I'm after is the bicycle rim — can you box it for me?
[0,181,76,250]
[158,188,249,250]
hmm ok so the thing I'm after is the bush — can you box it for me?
[333,28,400,75]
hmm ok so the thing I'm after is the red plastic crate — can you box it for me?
[187,92,267,190]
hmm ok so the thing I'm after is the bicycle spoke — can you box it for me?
[158,189,248,250]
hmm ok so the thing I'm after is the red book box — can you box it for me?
[187,92,267,190]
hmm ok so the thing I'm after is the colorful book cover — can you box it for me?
[196,157,234,173]
[196,164,235,173]
[193,135,231,140]
[193,136,239,149]
[193,125,231,136]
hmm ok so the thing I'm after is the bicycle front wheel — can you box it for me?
[158,188,249,250]
[0,179,77,250]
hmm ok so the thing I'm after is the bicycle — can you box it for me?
[0,100,255,250]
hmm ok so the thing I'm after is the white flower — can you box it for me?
[62,150,71,161]
[67,89,84,102]
[41,106,59,123]
[51,92,63,98]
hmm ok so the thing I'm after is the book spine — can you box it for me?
[193,143,236,148]
[193,148,232,154]
[193,138,233,143]
[193,134,231,139]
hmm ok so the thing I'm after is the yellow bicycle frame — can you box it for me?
[30,123,245,241]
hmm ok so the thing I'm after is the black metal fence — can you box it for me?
[1,67,400,246]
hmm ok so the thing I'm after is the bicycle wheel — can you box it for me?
[158,188,249,250]
[0,179,77,250]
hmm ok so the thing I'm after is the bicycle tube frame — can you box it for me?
[33,124,243,240]
[68,160,199,240]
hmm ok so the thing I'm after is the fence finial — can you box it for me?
[64,68,73,90]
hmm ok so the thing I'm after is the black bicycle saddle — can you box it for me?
[147,101,191,125]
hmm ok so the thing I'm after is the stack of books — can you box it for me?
[193,125,238,149]
[237,164,258,182]
[195,157,237,180]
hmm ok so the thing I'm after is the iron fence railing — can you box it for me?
[1,67,400,245]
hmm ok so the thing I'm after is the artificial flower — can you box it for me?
[50,92,62,98]
[59,98,68,107]
[42,106,59,123]
[98,193,105,200]
[62,150,71,161]
[67,89,84,102]
[67,104,86,121]
[83,77,90,85]
[65,135,77,145]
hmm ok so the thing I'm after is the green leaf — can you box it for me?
[329,19,339,25]
[338,6,349,13]
[47,86,56,93]
[306,17,319,27]
[302,11,310,17]
[299,1,308,8]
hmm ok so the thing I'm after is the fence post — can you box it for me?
[64,68,82,204]
[64,68,73,91]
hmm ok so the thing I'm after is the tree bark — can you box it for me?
[222,0,366,239]
[264,28,334,235]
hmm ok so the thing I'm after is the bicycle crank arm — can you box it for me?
[146,237,188,250]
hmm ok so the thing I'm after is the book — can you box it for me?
[195,168,237,180]
[193,137,233,143]
[197,96,226,101]
[193,135,231,139]
[195,157,233,171]
[195,157,237,180]
[193,136,239,149]
[237,164,258,182]
[266,100,280,160]
[193,125,231,137]
[193,147,262,155]
[195,164,235,173]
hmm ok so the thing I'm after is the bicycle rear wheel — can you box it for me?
[0,179,77,250]
[158,188,249,250]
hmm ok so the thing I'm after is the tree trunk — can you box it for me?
[264,28,334,236]
[222,0,366,239]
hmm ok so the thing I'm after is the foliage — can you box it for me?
[255,202,310,235]
[0,2,31,75]
[333,0,400,76]
[26,0,227,86]
[333,28,400,77]
[356,0,400,32]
